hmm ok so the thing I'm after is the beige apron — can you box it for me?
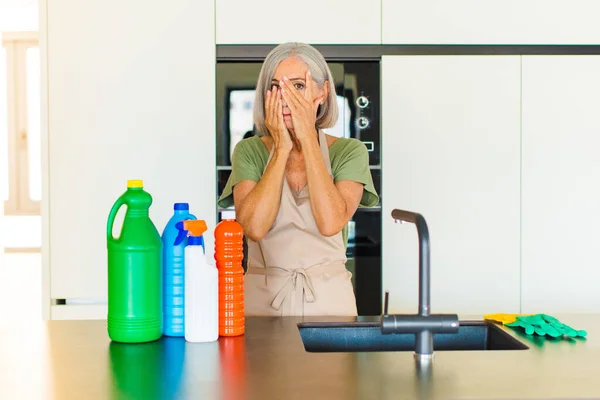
[245,129,358,317]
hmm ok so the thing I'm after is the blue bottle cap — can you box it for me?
[188,236,204,247]
[174,203,189,211]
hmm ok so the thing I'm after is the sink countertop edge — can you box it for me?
[1,314,599,399]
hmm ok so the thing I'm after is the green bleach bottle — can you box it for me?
[107,179,163,343]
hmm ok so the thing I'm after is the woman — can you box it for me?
[218,42,379,317]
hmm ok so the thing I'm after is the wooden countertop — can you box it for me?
[1,314,599,399]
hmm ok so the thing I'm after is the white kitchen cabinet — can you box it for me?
[43,0,216,318]
[216,0,381,44]
[521,56,600,314]
[381,55,521,315]
[382,0,600,45]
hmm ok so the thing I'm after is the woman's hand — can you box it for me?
[280,71,322,142]
[234,87,291,241]
[265,86,293,153]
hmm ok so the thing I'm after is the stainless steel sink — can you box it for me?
[297,320,529,352]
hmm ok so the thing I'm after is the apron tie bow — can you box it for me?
[270,267,317,311]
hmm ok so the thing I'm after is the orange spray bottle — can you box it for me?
[214,210,245,336]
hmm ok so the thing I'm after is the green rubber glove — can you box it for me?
[506,314,587,338]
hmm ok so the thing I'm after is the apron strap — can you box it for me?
[317,129,333,177]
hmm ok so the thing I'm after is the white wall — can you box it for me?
[1,217,41,248]
[0,0,38,31]
[1,1,40,251]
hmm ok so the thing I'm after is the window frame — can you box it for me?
[2,31,40,216]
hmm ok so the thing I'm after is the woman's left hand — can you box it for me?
[280,70,323,141]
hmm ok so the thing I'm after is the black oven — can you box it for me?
[215,57,382,316]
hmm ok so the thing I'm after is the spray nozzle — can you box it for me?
[183,220,207,237]
[174,220,207,252]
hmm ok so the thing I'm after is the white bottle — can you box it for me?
[182,220,219,342]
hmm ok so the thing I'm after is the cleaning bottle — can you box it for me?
[162,203,196,337]
[107,179,162,343]
[214,210,245,337]
[177,219,218,342]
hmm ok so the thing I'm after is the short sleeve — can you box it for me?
[331,139,379,207]
[217,137,267,209]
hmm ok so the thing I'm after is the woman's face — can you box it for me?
[270,57,328,130]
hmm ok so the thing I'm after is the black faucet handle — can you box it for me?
[384,290,390,316]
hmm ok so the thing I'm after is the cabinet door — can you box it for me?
[382,55,521,314]
[216,0,381,44]
[46,0,216,307]
[382,0,600,45]
[521,56,600,313]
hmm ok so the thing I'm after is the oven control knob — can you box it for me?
[356,96,369,108]
[357,117,370,129]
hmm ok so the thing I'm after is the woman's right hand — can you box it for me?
[265,86,293,152]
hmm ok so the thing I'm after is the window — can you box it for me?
[1,32,40,215]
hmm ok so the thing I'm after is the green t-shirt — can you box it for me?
[217,135,380,247]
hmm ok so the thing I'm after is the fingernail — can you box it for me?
[283,76,288,81]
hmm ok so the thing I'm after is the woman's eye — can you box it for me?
[294,83,305,90]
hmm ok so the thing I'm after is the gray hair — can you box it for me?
[253,42,338,136]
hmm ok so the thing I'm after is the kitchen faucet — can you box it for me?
[381,209,460,363]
